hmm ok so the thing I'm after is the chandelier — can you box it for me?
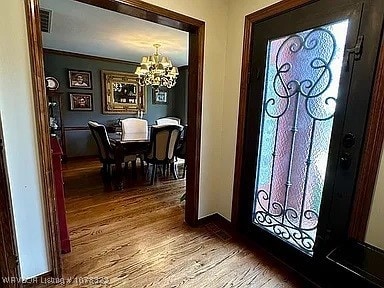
[135,44,179,90]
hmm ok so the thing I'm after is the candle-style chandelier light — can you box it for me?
[135,44,179,90]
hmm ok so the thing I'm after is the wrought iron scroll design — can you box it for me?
[254,28,337,254]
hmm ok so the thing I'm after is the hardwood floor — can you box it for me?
[33,158,308,287]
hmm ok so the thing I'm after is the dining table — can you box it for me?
[109,132,151,190]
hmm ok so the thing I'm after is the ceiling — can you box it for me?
[40,0,189,66]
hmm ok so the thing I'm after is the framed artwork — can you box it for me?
[68,69,92,89]
[69,93,93,111]
[101,70,147,114]
[152,89,168,105]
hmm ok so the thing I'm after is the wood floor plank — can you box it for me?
[30,158,307,287]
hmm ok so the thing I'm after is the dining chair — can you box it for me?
[88,121,136,176]
[145,124,183,184]
[175,125,187,178]
[155,117,181,126]
[121,118,149,141]
[121,118,148,171]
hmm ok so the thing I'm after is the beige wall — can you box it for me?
[219,0,281,219]
[366,145,384,250]
[141,0,230,217]
[141,0,280,220]
[0,0,50,279]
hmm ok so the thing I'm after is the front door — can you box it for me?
[239,0,384,262]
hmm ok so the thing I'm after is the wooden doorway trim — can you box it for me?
[24,0,204,277]
[231,0,384,242]
[24,0,62,277]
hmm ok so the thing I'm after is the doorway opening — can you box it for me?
[43,0,190,264]
[25,0,204,277]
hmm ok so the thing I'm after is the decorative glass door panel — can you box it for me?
[253,20,349,255]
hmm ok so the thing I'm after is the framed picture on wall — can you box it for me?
[101,70,147,114]
[69,93,93,111]
[152,89,168,105]
[68,69,92,89]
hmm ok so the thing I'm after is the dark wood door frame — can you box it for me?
[24,0,204,277]
[231,0,384,242]
[0,116,20,287]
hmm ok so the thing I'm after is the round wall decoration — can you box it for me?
[45,76,60,90]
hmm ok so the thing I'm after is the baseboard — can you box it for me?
[196,213,216,225]
[197,213,233,234]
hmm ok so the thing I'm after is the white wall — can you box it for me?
[0,0,50,279]
[366,145,384,250]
